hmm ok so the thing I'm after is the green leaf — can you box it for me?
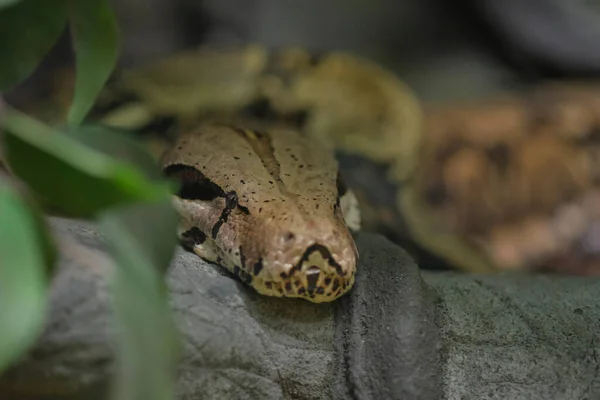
[0,183,51,372]
[1,108,170,218]
[0,171,58,272]
[67,0,120,125]
[0,0,20,9]
[100,201,180,400]
[62,123,165,182]
[0,0,67,90]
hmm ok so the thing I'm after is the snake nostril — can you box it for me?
[284,232,295,242]
[306,266,320,293]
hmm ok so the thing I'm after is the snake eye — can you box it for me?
[164,164,225,201]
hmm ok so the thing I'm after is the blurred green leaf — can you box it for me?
[67,0,120,125]
[100,201,180,400]
[62,123,165,182]
[0,183,51,372]
[0,0,67,90]
[1,108,170,218]
[0,0,20,9]
[0,171,58,272]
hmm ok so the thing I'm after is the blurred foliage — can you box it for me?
[3,111,171,217]
[0,184,52,372]
[101,201,180,400]
[0,1,181,399]
[67,0,119,125]
[0,0,20,9]
[0,0,68,90]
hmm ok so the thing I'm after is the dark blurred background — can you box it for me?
[11,0,600,273]
[14,0,600,107]
[113,0,600,97]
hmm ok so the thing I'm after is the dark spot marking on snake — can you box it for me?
[253,258,264,276]
[179,227,206,250]
[224,190,239,207]
[164,164,225,201]
[211,190,239,239]
[298,287,306,295]
[285,282,292,292]
[332,278,340,292]
[306,266,320,293]
[293,244,344,276]
[316,287,325,295]
[265,282,273,289]
[324,277,332,286]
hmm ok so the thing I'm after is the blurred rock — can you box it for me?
[1,217,599,399]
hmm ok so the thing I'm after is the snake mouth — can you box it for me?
[252,245,355,302]
[295,244,346,275]
[297,256,352,301]
[305,266,321,293]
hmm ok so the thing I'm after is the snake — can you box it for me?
[14,44,600,301]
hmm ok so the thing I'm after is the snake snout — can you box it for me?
[306,266,321,293]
